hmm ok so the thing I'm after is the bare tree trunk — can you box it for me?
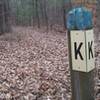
[4,0,11,32]
[62,0,66,29]
[44,0,48,30]
[15,0,19,25]
[0,1,4,34]
[32,0,35,27]
[40,0,44,26]
[0,0,10,34]
[36,0,40,28]
[20,0,24,25]
[2,0,6,33]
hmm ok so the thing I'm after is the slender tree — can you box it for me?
[0,0,10,34]
[44,0,48,30]
[35,0,40,28]
[62,0,66,29]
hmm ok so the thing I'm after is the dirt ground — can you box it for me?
[0,27,99,100]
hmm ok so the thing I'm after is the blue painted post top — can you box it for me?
[67,7,93,30]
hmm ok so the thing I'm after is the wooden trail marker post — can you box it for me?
[67,8,95,100]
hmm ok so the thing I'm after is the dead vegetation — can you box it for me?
[0,26,99,100]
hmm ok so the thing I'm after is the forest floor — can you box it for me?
[0,27,71,100]
[0,26,99,100]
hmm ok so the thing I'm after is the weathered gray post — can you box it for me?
[67,7,95,100]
